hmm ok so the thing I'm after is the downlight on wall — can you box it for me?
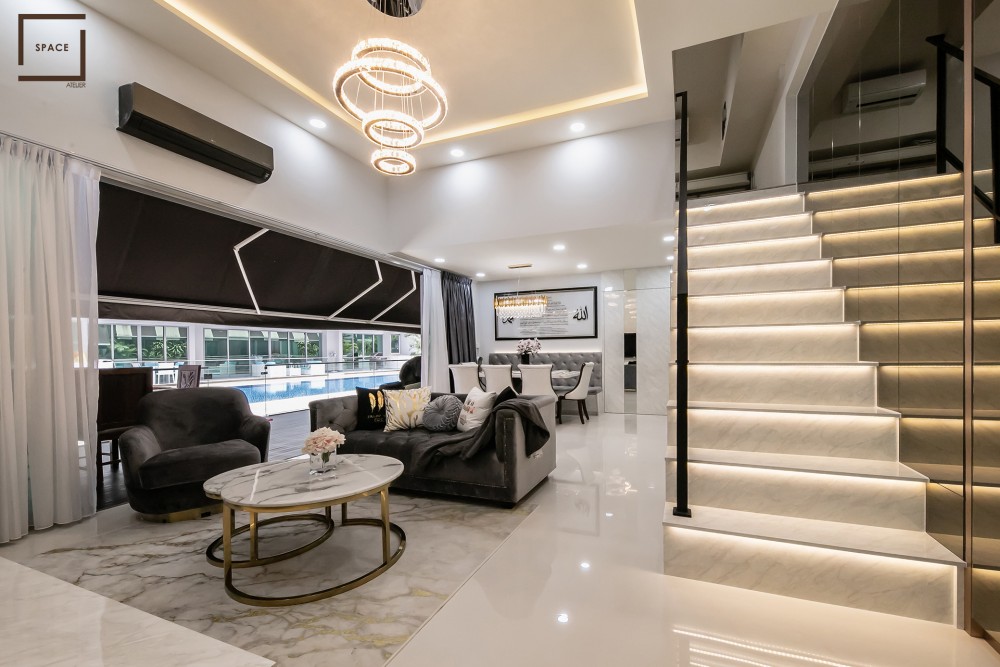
[333,1,446,176]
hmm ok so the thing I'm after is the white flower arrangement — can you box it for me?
[516,338,542,355]
[302,427,345,458]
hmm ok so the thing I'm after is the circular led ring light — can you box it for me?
[362,110,424,149]
[352,38,430,95]
[333,57,448,129]
[371,148,416,176]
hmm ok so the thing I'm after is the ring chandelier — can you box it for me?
[333,37,447,175]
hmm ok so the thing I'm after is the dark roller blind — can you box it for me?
[96,183,419,330]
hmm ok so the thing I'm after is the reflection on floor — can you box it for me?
[13,413,1000,666]
[95,410,312,511]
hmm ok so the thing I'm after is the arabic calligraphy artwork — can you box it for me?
[495,287,598,340]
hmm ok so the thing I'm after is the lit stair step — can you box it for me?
[668,399,899,416]
[845,280,1000,322]
[859,320,1000,363]
[689,235,822,269]
[685,288,845,326]
[674,363,878,408]
[822,218,994,258]
[666,447,923,482]
[806,172,963,212]
[687,323,858,363]
[662,521,958,623]
[669,406,899,460]
[812,195,963,234]
[878,364,1000,413]
[687,193,804,226]
[662,505,963,566]
[689,213,813,246]
[664,460,926,530]
[688,259,832,296]
[833,246,1000,288]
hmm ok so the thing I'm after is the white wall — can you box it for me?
[1,0,390,251]
[473,273,605,360]
[385,122,675,253]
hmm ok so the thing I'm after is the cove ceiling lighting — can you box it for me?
[333,35,447,175]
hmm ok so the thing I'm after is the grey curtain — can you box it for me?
[441,272,476,365]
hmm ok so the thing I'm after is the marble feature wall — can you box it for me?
[602,286,625,414]
[637,281,671,416]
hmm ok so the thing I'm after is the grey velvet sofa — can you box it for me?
[119,387,270,518]
[309,392,556,506]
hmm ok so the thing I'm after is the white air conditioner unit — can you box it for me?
[842,70,926,114]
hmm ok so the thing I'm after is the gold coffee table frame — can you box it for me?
[205,482,406,607]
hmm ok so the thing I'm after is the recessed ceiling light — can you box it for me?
[434,258,445,263]
[553,243,566,251]
[667,255,675,262]
[308,118,327,129]
[556,613,569,623]
[605,512,614,518]
[475,272,485,278]
[603,286,613,292]
[576,263,588,269]
[570,122,585,132]
[450,148,465,158]
[580,562,591,570]
[663,234,675,242]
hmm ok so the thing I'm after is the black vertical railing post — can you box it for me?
[937,39,948,174]
[673,91,692,519]
[991,86,1000,243]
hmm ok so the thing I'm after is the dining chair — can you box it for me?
[450,364,482,394]
[177,364,202,388]
[482,364,515,393]
[519,364,556,397]
[556,362,595,425]
[96,367,153,477]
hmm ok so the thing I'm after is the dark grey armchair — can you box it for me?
[380,355,422,390]
[118,387,269,519]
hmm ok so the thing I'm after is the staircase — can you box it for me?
[663,173,978,625]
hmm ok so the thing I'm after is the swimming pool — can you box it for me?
[231,374,398,404]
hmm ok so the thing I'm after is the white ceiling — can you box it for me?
[79,0,840,279]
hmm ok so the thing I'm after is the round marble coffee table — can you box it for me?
[203,454,405,607]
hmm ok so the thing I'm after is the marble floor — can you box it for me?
[5,413,1000,666]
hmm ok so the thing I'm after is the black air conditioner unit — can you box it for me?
[117,82,274,183]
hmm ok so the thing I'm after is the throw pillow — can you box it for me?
[356,387,387,430]
[457,386,497,433]
[423,395,464,432]
[495,386,518,406]
[384,386,432,432]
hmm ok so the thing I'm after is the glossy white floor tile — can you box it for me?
[0,557,273,667]
[388,414,1000,667]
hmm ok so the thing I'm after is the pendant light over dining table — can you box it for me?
[334,0,446,176]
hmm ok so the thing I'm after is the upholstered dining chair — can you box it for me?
[449,364,482,394]
[482,364,515,393]
[519,364,556,397]
[176,364,202,388]
[556,362,595,425]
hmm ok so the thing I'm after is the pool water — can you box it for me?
[232,374,398,404]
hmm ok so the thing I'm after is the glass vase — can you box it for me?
[309,452,336,476]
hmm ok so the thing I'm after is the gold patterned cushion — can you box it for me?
[384,386,432,432]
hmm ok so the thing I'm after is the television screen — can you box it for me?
[624,333,636,358]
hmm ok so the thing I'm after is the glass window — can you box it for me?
[390,334,400,354]
[270,331,289,358]
[307,333,321,358]
[113,325,138,360]
[204,329,229,359]
[250,330,269,358]
[228,329,250,358]
[141,325,164,360]
[290,332,307,358]
[98,324,112,360]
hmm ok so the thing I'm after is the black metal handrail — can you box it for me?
[673,91,691,519]
[928,34,1000,242]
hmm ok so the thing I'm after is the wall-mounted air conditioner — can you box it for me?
[842,70,926,114]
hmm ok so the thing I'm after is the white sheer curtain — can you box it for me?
[0,136,100,543]
[420,268,450,392]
